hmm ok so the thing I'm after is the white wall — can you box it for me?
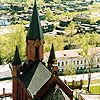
[57,53,100,72]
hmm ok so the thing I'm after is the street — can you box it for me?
[59,72,100,82]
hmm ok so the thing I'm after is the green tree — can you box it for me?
[79,45,98,92]
[54,0,61,4]
[45,8,55,22]
[44,35,65,52]
[64,21,76,49]
[64,63,76,75]
[0,24,26,63]
[37,0,45,7]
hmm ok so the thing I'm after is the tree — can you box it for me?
[45,8,55,22]
[54,0,61,4]
[64,63,76,76]
[0,24,26,63]
[44,35,65,52]
[64,21,77,49]
[37,0,45,7]
[79,45,98,92]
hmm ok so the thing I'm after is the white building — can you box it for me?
[44,47,100,72]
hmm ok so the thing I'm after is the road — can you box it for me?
[59,72,100,82]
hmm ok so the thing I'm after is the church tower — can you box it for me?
[48,43,56,71]
[12,46,21,100]
[26,0,44,62]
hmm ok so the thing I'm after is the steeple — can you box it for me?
[48,43,56,63]
[48,43,56,71]
[27,0,43,40]
[26,0,44,62]
[12,45,21,66]
[12,46,21,100]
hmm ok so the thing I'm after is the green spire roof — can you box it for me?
[27,0,43,40]
[12,45,21,65]
[48,43,56,63]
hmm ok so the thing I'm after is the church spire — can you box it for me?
[26,0,44,62]
[48,43,56,71]
[27,0,43,40]
[12,45,21,66]
[12,46,21,100]
[48,43,56,63]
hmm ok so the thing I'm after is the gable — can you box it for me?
[34,76,73,100]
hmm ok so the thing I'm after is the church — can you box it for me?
[11,0,73,100]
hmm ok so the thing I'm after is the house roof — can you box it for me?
[26,0,43,40]
[88,47,100,55]
[44,47,100,61]
[60,18,71,22]
[44,49,82,61]
[20,61,51,96]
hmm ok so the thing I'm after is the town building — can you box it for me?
[78,93,100,100]
[0,15,11,26]
[44,47,100,73]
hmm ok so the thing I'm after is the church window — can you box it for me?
[35,47,39,59]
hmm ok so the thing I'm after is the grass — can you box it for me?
[67,79,100,94]
[90,86,100,94]
[67,79,100,86]
[82,79,100,85]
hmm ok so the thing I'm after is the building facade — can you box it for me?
[44,47,100,73]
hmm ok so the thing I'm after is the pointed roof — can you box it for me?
[20,61,51,95]
[12,46,21,65]
[34,76,73,100]
[48,43,56,63]
[27,0,43,40]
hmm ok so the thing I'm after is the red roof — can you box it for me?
[44,47,100,60]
